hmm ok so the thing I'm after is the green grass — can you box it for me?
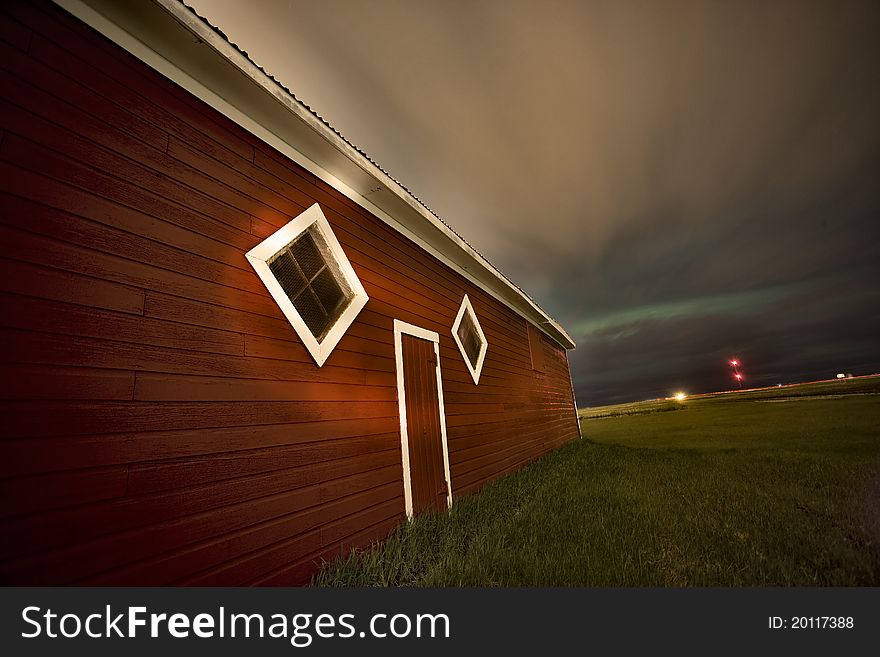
[579,375,880,419]
[313,378,880,586]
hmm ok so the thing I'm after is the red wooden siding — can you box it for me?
[401,334,447,515]
[0,0,580,585]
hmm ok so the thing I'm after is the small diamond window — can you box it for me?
[246,204,368,366]
[451,294,488,384]
[456,310,481,369]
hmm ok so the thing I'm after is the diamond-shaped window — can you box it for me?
[452,294,488,384]
[246,203,368,366]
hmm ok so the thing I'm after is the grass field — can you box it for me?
[313,377,880,586]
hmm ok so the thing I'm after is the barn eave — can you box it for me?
[55,0,576,350]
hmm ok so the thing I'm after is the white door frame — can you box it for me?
[393,319,453,519]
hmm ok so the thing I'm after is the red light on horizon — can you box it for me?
[730,359,739,366]
[735,373,743,380]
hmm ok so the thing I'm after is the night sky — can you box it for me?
[188,0,880,406]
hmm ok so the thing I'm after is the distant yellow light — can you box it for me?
[674,392,687,402]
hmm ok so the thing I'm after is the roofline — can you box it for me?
[56,0,576,349]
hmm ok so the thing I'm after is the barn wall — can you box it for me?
[0,0,580,585]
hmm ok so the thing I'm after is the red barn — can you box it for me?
[0,0,580,584]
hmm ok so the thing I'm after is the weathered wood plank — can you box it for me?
[0,42,167,150]
[0,12,31,51]
[0,462,402,562]
[133,373,396,403]
[2,398,399,439]
[0,292,244,356]
[2,418,399,478]
[0,468,402,584]
[4,1,254,161]
[0,328,375,387]
[0,364,135,401]
[0,258,144,315]
[126,437,400,495]
[0,466,128,519]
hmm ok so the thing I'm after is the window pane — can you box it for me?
[456,311,473,346]
[289,230,325,280]
[457,311,482,368]
[465,328,481,367]
[268,251,307,300]
[293,288,330,338]
[312,268,347,319]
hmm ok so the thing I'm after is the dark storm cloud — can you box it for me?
[574,272,880,405]
[190,0,880,405]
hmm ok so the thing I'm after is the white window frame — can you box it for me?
[245,203,368,366]
[451,294,488,384]
[393,319,453,519]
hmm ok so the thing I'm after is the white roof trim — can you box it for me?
[57,0,575,350]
